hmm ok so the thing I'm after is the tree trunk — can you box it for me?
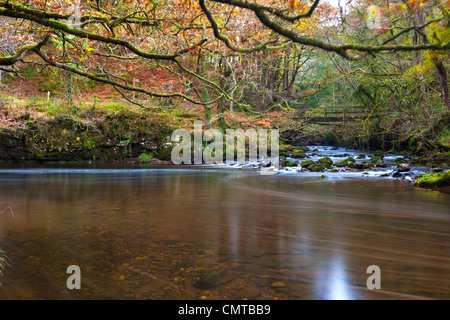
[413,9,449,110]
[432,58,450,111]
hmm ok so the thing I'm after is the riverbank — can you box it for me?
[1,101,449,191]
[0,98,295,163]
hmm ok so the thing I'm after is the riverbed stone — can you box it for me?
[397,163,411,172]
[371,156,383,164]
[317,157,333,167]
[349,162,372,170]
[300,160,315,169]
[335,157,355,167]
[392,171,406,178]
[414,171,450,188]
[290,152,307,159]
[310,164,326,172]
[281,159,298,167]
[394,157,408,164]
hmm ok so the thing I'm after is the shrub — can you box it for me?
[138,153,152,163]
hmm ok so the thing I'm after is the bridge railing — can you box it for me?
[297,106,369,123]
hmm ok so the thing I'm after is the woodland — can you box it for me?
[0,1,448,175]
[0,0,450,299]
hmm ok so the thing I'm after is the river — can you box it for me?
[0,147,449,300]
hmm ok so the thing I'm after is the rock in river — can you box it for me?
[397,163,411,172]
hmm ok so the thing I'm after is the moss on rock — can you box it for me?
[335,157,355,167]
[394,157,408,164]
[281,159,298,167]
[290,151,307,159]
[279,144,295,157]
[414,171,450,188]
[317,157,333,167]
[300,160,315,169]
[370,156,383,164]
[310,164,326,172]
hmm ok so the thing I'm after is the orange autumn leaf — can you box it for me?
[288,0,302,10]
[409,0,418,7]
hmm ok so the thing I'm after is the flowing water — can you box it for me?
[0,147,449,300]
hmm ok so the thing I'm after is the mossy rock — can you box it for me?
[294,147,309,153]
[394,157,408,164]
[349,162,373,170]
[317,157,333,167]
[279,144,295,157]
[335,157,355,167]
[414,171,450,188]
[373,161,389,168]
[357,154,366,159]
[290,151,307,159]
[360,162,373,169]
[281,159,298,167]
[300,160,315,169]
[310,164,326,172]
[370,156,383,164]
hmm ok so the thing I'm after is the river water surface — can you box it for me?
[0,148,449,300]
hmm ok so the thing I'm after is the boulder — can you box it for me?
[317,157,333,167]
[394,157,408,164]
[290,152,307,159]
[281,159,298,167]
[396,163,411,172]
[300,160,315,169]
[371,156,383,164]
[310,164,326,172]
[414,171,450,188]
[335,157,355,167]
[392,171,403,178]
[349,162,372,170]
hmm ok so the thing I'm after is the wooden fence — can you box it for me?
[296,106,369,123]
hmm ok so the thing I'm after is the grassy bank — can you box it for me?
[1,95,449,170]
[0,97,299,163]
[0,98,173,162]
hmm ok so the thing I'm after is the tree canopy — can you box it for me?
[0,0,448,108]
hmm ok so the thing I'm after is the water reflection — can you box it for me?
[327,256,355,300]
[0,166,449,299]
